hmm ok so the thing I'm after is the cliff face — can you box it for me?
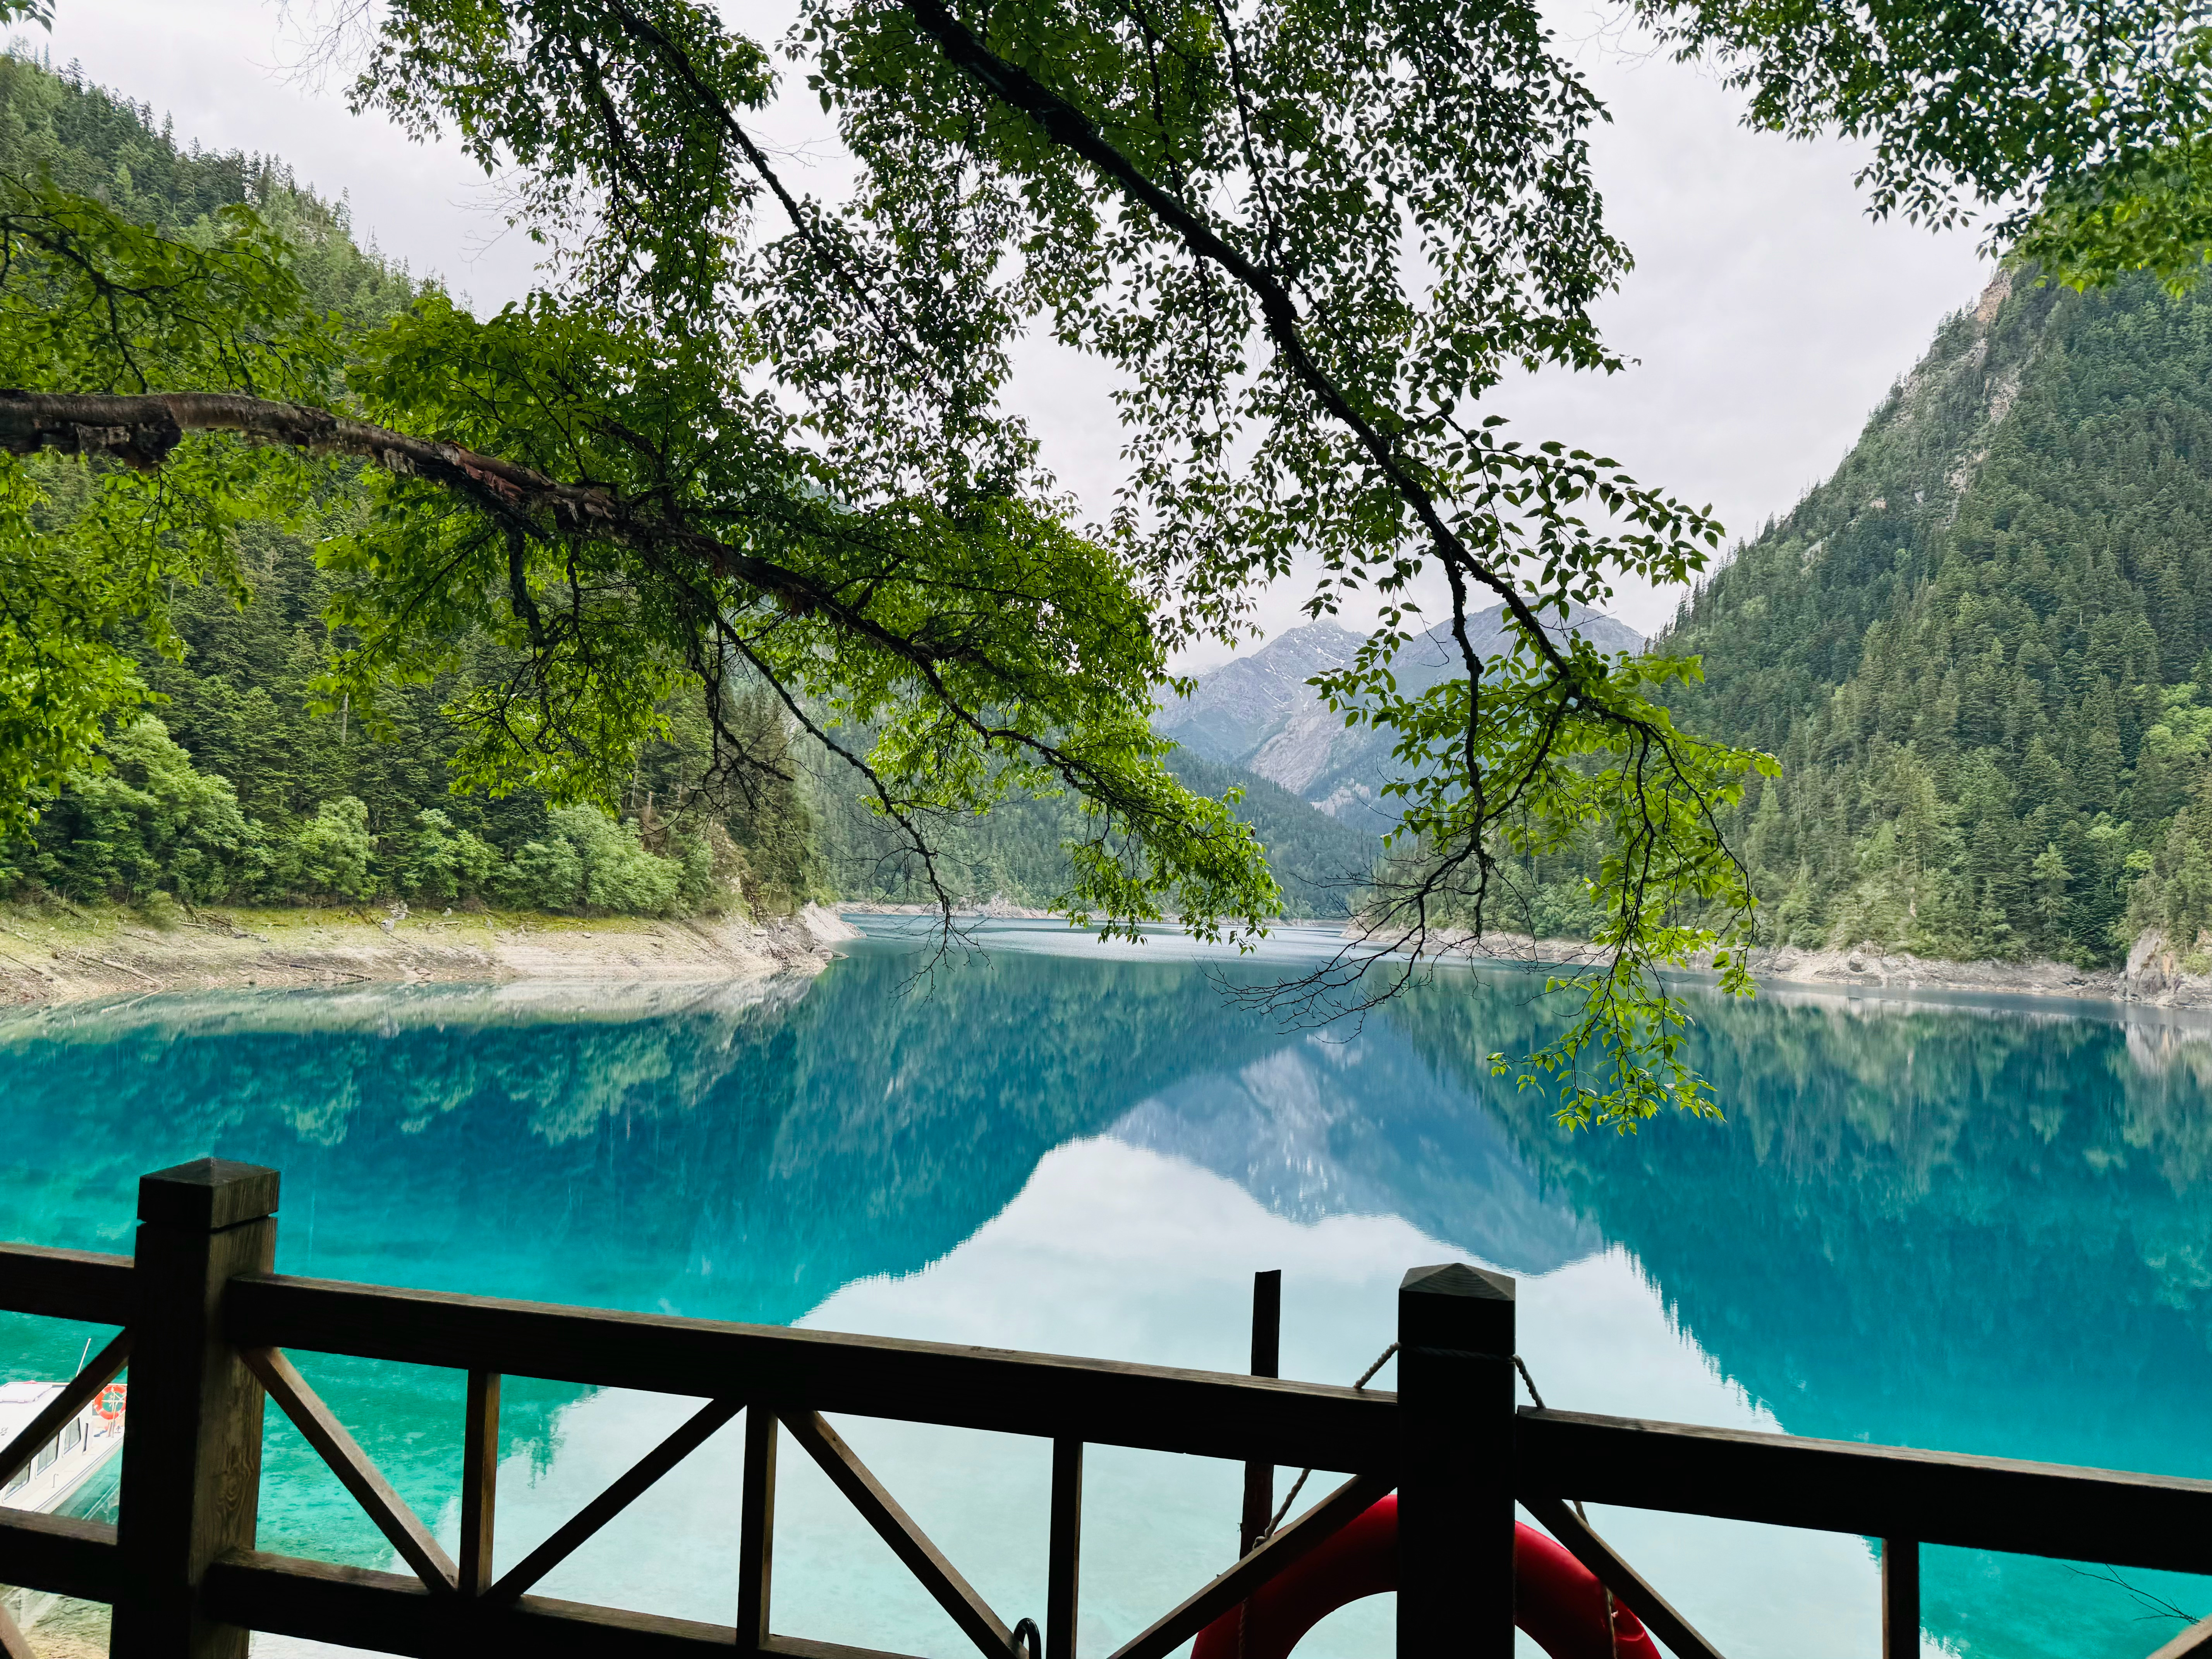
[1161,603,1642,827]
[1157,622,1368,766]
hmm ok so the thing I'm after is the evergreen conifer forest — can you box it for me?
[0,55,819,918]
[1664,269,2212,967]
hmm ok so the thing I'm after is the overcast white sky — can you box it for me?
[39,2,1991,665]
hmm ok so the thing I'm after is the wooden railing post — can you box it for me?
[110,1159,280,1659]
[1046,1438,1082,1659]
[1398,1263,1515,1659]
[1881,1537,1918,1657]
[458,1371,501,1595]
[1240,1269,1282,1556]
[737,1406,778,1653]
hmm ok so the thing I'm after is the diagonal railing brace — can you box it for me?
[1520,1492,1726,1659]
[486,1396,741,1603]
[0,1338,127,1657]
[783,1409,1021,1659]
[240,1346,458,1593]
[1106,1471,1395,1659]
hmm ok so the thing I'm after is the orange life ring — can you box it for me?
[94,1384,126,1422]
[1191,1496,1659,1659]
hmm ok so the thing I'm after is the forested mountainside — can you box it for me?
[807,746,1377,917]
[0,56,814,919]
[0,57,1364,924]
[1663,265,2212,965]
[1160,605,1643,830]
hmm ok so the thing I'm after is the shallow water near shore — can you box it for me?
[6,916,2212,1658]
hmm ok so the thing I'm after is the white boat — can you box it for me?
[1,1377,126,1632]
[0,1378,125,1516]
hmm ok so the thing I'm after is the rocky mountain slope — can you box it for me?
[1159,603,1643,827]
[1662,263,2212,967]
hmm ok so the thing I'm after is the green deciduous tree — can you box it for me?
[1643,0,2212,289]
[393,807,500,903]
[286,795,378,902]
[7,715,249,901]
[0,0,2205,1125]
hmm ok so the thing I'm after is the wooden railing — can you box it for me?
[0,1158,2209,1659]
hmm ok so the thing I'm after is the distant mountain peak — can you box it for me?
[1158,603,1642,823]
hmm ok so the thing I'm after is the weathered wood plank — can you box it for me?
[0,1510,119,1601]
[202,1550,741,1658]
[0,1328,129,1489]
[487,1397,740,1603]
[240,1346,457,1593]
[2148,1612,2212,1658]
[1401,1266,1513,1659]
[1519,1408,2212,1573]
[202,1549,946,1659]
[225,1274,1396,1469]
[1047,1439,1082,1659]
[1104,1472,1393,1659]
[0,1602,33,1659]
[0,1243,133,1324]
[739,1407,778,1652]
[1518,1493,1724,1659]
[459,1370,500,1596]
[111,1158,277,1659]
[783,1410,1015,1659]
[1240,1270,1280,1557]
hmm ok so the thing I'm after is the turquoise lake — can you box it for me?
[4,917,2211,1659]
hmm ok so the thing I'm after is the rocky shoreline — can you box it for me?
[15,893,2211,1025]
[1717,931,2212,1013]
[851,906,2212,1019]
[0,902,861,1007]
[1362,925,2212,1018]
[839,898,1061,920]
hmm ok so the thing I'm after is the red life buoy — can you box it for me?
[94,1384,127,1422]
[1192,1497,1659,1659]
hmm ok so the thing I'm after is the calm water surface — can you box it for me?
[4,919,2211,1659]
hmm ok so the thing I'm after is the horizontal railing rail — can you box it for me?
[0,1242,134,1325]
[1518,1407,2212,1574]
[220,1273,1397,1469]
[0,1508,118,1602]
[201,1551,775,1659]
[199,1549,988,1659]
[6,1161,2209,1659]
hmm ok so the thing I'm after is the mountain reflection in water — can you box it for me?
[2,921,2209,1658]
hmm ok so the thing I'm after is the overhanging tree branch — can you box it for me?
[896,0,1585,685]
[0,388,993,674]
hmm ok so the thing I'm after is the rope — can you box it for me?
[1260,1342,1400,1542]
[1262,1468,1312,1540]
[1350,1341,1400,1391]
[1512,1354,1546,1411]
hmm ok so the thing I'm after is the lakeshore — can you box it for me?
[1357,926,2212,1018]
[9,889,2212,1030]
[0,902,859,1007]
